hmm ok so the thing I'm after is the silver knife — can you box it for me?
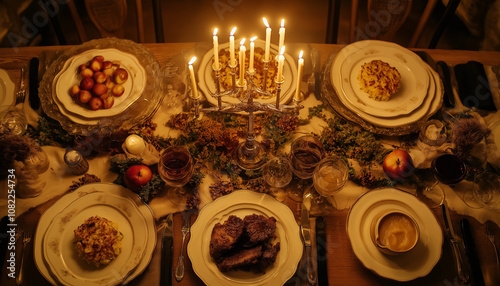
[301,192,317,285]
[160,214,174,286]
[441,201,469,284]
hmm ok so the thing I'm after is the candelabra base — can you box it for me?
[234,140,267,170]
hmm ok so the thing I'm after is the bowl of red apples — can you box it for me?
[69,55,130,110]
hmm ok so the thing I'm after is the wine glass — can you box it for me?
[309,155,349,215]
[288,135,326,201]
[262,156,293,202]
[158,146,194,205]
[472,172,500,210]
[420,153,481,208]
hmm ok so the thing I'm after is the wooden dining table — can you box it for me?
[1,42,500,286]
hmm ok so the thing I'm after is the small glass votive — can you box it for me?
[0,106,28,136]
[419,119,447,146]
[64,149,89,175]
[289,135,326,179]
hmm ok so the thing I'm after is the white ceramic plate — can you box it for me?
[338,43,429,117]
[34,183,156,285]
[187,190,302,286]
[334,61,440,128]
[43,191,148,286]
[55,49,146,118]
[0,68,15,106]
[198,39,297,106]
[346,188,443,281]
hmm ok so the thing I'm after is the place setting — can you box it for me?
[322,40,443,136]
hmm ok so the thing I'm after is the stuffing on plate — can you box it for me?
[358,60,401,101]
[74,216,123,267]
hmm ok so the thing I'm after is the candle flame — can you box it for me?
[299,50,303,58]
[213,28,218,36]
[189,57,196,65]
[230,27,237,36]
[280,46,285,55]
[281,19,285,27]
[240,38,246,45]
[250,36,257,42]
[263,17,269,28]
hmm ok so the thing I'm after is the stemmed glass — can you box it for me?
[262,156,293,202]
[419,153,480,208]
[472,172,500,210]
[308,155,349,215]
[158,146,194,206]
[288,135,326,201]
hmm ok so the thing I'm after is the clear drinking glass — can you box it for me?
[473,172,500,210]
[309,155,349,214]
[0,106,27,135]
[262,156,293,201]
[158,146,194,205]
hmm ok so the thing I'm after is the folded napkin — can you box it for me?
[454,61,496,111]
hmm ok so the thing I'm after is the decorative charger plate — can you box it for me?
[346,188,443,281]
[187,190,302,286]
[0,68,15,106]
[337,42,429,117]
[55,49,146,119]
[43,191,148,286]
[39,38,164,136]
[34,183,157,285]
[198,39,297,106]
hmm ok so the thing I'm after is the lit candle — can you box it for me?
[249,36,257,73]
[229,27,237,66]
[295,50,304,101]
[278,19,285,53]
[125,134,146,155]
[188,57,199,99]
[263,18,271,61]
[239,38,246,86]
[277,46,285,81]
[213,28,220,70]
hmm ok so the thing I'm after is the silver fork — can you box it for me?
[16,222,31,285]
[175,210,192,282]
[486,221,500,271]
[15,65,26,105]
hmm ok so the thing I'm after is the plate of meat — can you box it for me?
[188,190,302,286]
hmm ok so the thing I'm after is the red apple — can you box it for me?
[124,165,152,192]
[93,55,104,63]
[113,68,128,84]
[78,64,88,73]
[102,61,113,69]
[89,97,103,110]
[78,90,92,104]
[102,95,115,109]
[382,149,415,181]
[89,59,102,71]
[80,68,94,78]
[93,71,107,83]
[80,77,95,90]
[111,84,125,96]
[92,82,108,96]
[70,85,80,97]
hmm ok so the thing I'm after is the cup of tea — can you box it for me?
[289,135,326,179]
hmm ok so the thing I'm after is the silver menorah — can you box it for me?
[191,59,304,170]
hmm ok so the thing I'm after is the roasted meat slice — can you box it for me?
[216,245,263,272]
[243,214,277,246]
[260,242,280,267]
[209,215,244,259]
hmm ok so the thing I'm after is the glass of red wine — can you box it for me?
[288,135,326,201]
[422,153,480,208]
[158,146,194,205]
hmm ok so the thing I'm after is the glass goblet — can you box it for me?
[473,172,500,210]
[288,135,325,201]
[309,155,349,215]
[158,146,194,206]
[262,156,293,202]
[0,106,27,136]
